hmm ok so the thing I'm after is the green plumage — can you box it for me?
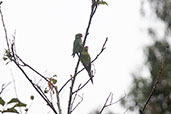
[80,46,93,84]
[72,33,83,57]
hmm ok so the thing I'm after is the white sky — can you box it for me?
[0,0,156,114]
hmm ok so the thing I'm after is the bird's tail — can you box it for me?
[83,64,94,84]
[88,71,93,84]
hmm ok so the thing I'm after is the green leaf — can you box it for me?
[51,78,57,84]
[8,98,27,107]
[2,108,19,113]
[7,98,20,104]
[5,61,10,65]
[14,102,27,107]
[44,88,48,93]
[53,74,57,77]
[3,57,8,61]
[30,95,34,100]
[98,1,108,6]
[0,97,5,106]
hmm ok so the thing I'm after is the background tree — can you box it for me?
[121,0,171,113]
[140,0,171,37]
[121,39,171,114]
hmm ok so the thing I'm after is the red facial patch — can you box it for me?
[85,46,88,50]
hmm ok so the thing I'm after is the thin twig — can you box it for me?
[70,94,83,113]
[122,108,129,114]
[99,92,112,114]
[17,56,49,82]
[91,37,108,63]
[82,3,98,47]
[0,82,11,95]
[55,86,62,114]
[72,76,93,94]
[0,5,10,50]
[10,69,22,114]
[99,92,126,114]
[71,84,81,109]
[67,59,81,114]
[139,46,169,114]
[58,76,72,93]
[14,62,58,114]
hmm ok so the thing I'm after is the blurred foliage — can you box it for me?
[121,40,171,114]
[121,0,171,113]
[141,0,171,35]
[88,109,115,114]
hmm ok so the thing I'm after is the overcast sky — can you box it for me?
[0,0,154,114]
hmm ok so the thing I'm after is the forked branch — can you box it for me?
[99,92,126,114]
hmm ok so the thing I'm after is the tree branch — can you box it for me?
[0,4,10,50]
[70,94,83,113]
[72,76,93,94]
[10,44,58,114]
[99,92,126,114]
[67,2,100,114]
[139,46,169,114]
[0,82,11,95]
[70,84,81,110]
[16,56,49,82]
[55,86,62,114]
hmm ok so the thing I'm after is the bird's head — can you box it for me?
[75,33,83,39]
[85,46,88,51]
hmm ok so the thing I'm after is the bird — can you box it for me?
[80,46,93,84]
[72,33,83,57]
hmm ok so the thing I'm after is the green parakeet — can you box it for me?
[80,46,93,84]
[72,33,83,57]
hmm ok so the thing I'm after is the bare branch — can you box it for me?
[11,70,22,114]
[72,76,94,94]
[92,37,108,63]
[10,43,58,114]
[16,56,49,82]
[99,92,126,114]
[0,4,10,50]
[70,94,83,113]
[99,92,112,114]
[58,75,72,93]
[0,82,11,95]
[122,108,129,114]
[55,87,62,114]
[139,46,169,114]
[71,84,81,110]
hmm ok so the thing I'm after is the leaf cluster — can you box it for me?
[0,97,27,113]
